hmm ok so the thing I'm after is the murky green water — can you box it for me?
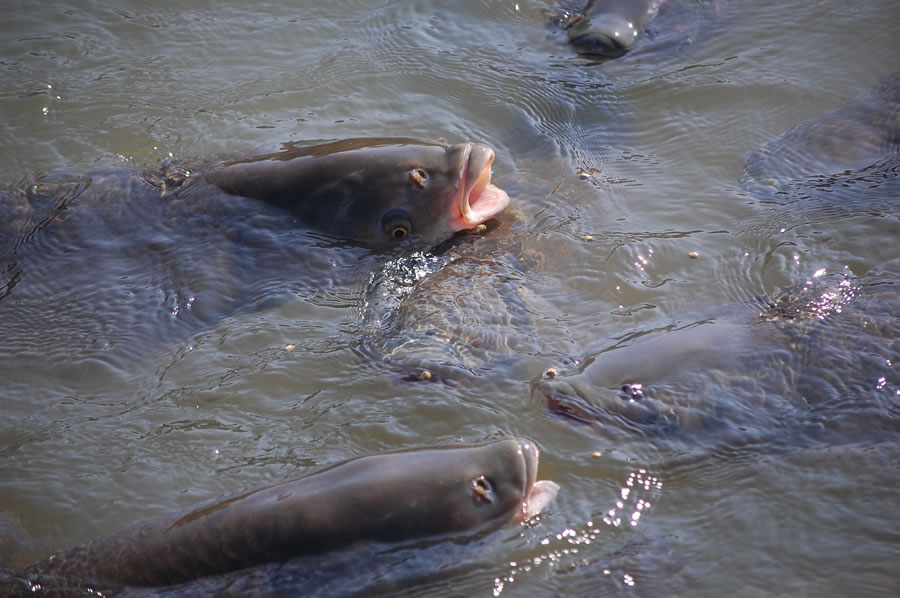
[1,0,898,596]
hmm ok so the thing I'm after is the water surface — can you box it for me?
[1,0,898,596]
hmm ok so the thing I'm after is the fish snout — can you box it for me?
[532,379,600,425]
[514,438,560,522]
[448,142,510,232]
[567,14,639,57]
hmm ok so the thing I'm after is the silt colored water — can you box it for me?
[1,1,898,596]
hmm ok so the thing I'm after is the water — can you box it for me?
[1,0,898,595]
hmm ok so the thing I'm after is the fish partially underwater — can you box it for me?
[3,438,558,595]
[0,138,510,361]
[1,137,510,251]
[548,0,720,60]
[533,259,899,449]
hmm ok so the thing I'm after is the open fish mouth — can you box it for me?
[516,439,560,522]
[450,143,511,232]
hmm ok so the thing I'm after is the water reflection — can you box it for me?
[495,464,665,595]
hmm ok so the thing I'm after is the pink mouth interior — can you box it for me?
[449,148,511,232]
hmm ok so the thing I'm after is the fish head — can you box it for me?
[440,437,559,531]
[567,13,641,57]
[323,140,511,248]
[511,438,561,522]
[205,137,510,248]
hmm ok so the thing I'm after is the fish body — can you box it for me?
[16,438,558,590]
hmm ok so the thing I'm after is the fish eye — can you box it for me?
[389,225,409,240]
[471,475,494,504]
[382,209,412,241]
[408,168,428,190]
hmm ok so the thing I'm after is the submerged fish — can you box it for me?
[740,71,900,204]
[8,438,558,594]
[533,259,899,448]
[360,219,571,386]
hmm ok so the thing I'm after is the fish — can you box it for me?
[200,137,511,248]
[547,0,727,60]
[739,71,900,196]
[532,259,900,447]
[12,438,558,592]
[359,218,570,386]
[1,137,510,256]
[555,0,669,58]
[0,138,510,361]
[736,72,900,284]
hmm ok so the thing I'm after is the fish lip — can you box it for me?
[516,439,545,520]
[514,438,560,521]
[518,439,540,498]
[450,143,510,232]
